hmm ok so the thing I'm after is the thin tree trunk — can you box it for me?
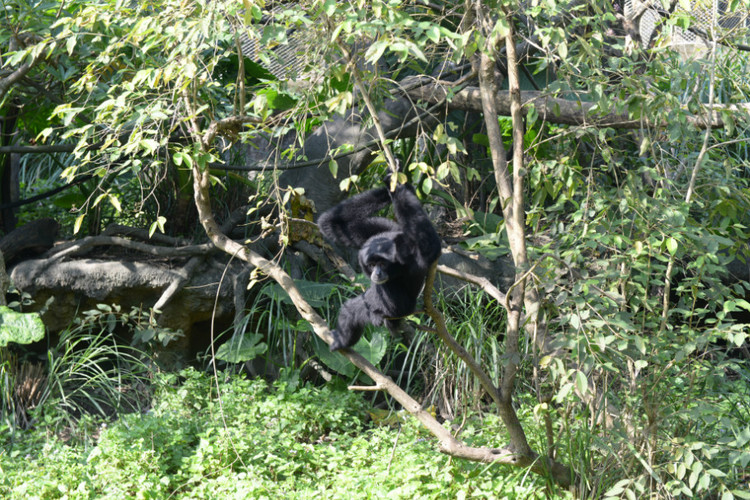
[475,0,572,483]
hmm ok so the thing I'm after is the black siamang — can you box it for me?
[318,183,441,351]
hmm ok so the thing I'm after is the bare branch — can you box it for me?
[425,261,574,484]
[425,262,503,404]
[436,264,507,304]
[45,235,215,263]
[102,224,192,247]
[153,256,205,312]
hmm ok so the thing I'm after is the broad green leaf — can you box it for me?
[426,25,440,43]
[0,306,45,347]
[313,330,387,377]
[215,333,268,363]
[492,18,510,39]
[364,40,388,64]
[108,194,122,213]
[556,382,574,401]
[569,313,581,329]
[149,216,167,237]
[66,36,77,56]
[640,136,651,156]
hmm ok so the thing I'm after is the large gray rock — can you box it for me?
[10,257,240,366]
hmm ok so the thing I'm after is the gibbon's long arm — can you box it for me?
[318,188,399,248]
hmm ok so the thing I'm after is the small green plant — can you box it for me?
[2,304,153,438]
[1,306,47,431]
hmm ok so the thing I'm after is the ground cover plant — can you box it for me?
[0,368,565,499]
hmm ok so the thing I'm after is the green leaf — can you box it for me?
[329,159,338,178]
[492,18,510,39]
[215,333,268,364]
[633,335,646,355]
[426,25,440,43]
[149,216,167,238]
[639,136,651,156]
[73,213,85,234]
[575,370,588,395]
[569,313,581,330]
[323,0,337,16]
[339,175,358,192]
[313,331,387,377]
[556,382,574,401]
[666,237,678,256]
[0,306,45,347]
[108,194,122,214]
[66,36,77,56]
[364,40,388,64]
[139,138,160,155]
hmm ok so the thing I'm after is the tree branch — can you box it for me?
[0,55,40,101]
[436,264,507,304]
[44,236,215,263]
[425,261,574,485]
[407,83,748,129]
[474,0,553,475]
[0,250,8,306]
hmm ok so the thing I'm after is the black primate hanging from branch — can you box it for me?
[317,179,442,351]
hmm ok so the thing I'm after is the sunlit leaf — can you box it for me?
[0,306,45,347]
[73,214,85,234]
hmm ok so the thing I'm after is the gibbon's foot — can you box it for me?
[329,329,356,351]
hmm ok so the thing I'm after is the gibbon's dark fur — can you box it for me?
[318,184,441,351]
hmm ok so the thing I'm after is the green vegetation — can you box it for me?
[2,287,747,498]
[0,369,560,499]
[1,304,152,433]
[2,0,750,497]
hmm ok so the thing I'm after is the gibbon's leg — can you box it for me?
[330,294,371,350]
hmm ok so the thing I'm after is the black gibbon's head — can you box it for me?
[360,232,408,285]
